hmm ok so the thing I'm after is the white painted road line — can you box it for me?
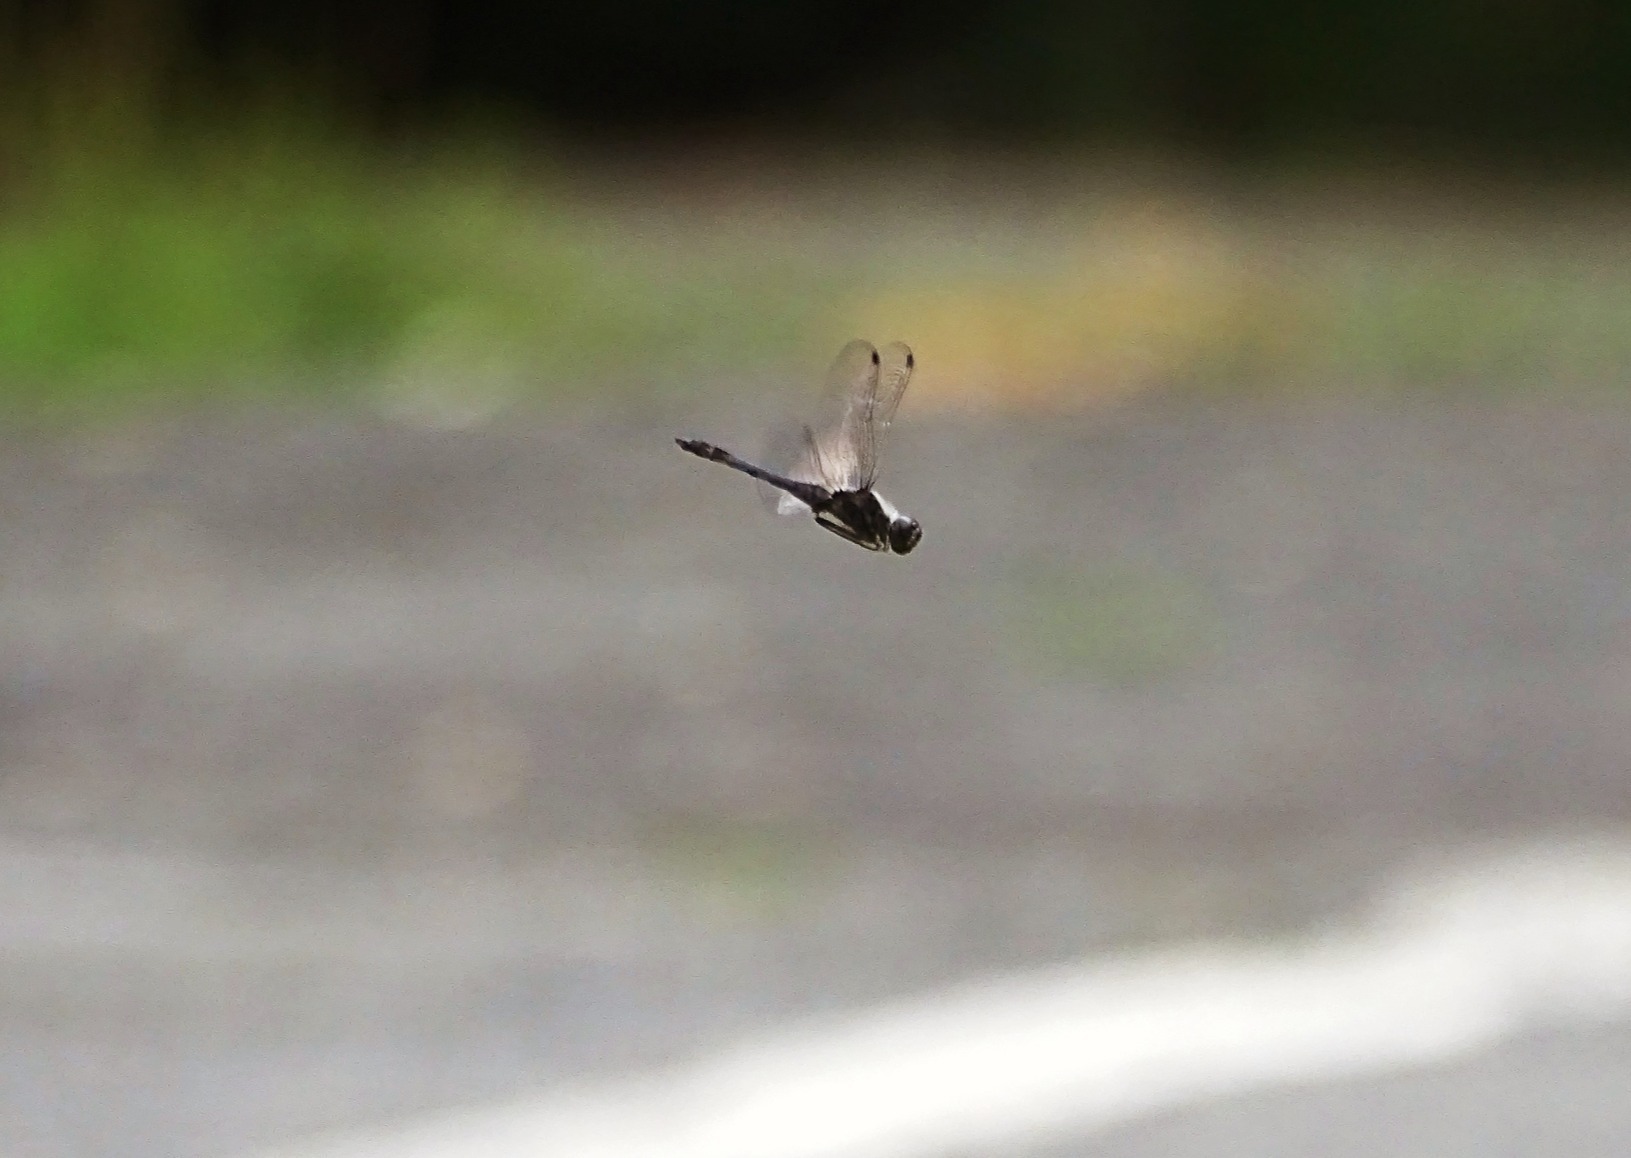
[251,839,1631,1158]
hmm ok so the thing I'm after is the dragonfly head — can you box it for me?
[888,515,922,555]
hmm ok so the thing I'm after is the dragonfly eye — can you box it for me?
[889,517,922,555]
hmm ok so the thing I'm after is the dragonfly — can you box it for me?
[676,339,922,554]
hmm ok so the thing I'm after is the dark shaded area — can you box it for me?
[5,0,1631,154]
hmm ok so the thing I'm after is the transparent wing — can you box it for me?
[756,338,914,510]
[864,341,915,487]
[804,338,880,492]
[756,422,825,517]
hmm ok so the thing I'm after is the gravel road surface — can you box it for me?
[2,391,1630,1155]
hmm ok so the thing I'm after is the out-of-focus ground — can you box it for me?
[1046,1024,1631,1158]
[5,380,1631,1155]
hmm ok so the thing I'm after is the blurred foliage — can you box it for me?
[0,111,841,418]
[5,2,1631,415]
[849,188,1631,407]
[0,5,841,416]
[13,125,1631,416]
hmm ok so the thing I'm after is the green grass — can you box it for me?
[0,164,434,400]
[0,126,840,421]
[8,116,1631,421]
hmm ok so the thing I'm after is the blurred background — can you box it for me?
[5,1,1631,1155]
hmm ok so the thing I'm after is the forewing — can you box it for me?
[756,338,911,510]
[864,341,914,486]
[806,338,880,492]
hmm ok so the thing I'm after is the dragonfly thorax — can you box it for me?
[816,489,920,555]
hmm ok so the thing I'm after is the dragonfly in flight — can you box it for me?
[677,339,921,554]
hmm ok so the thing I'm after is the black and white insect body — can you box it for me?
[676,339,921,555]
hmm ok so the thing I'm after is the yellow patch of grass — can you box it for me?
[843,200,1292,409]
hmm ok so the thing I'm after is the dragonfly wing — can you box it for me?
[863,341,915,487]
[757,422,825,516]
[775,490,812,516]
[807,338,880,492]
[755,338,912,511]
